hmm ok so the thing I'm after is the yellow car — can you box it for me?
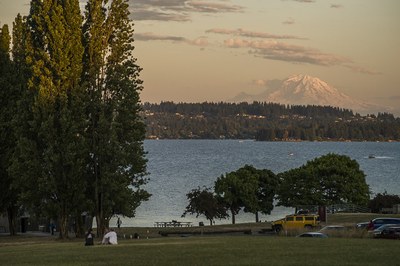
[271,214,320,232]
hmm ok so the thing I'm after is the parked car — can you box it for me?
[366,218,400,230]
[356,222,369,229]
[379,226,400,239]
[371,224,398,238]
[296,232,328,238]
[271,214,320,232]
[319,225,346,236]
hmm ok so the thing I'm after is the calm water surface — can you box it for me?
[115,140,400,227]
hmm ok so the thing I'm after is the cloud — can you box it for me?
[330,4,344,9]
[130,0,244,21]
[282,18,295,25]
[135,32,187,42]
[344,65,381,75]
[223,38,379,74]
[282,0,316,3]
[374,95,400,101]
[187,1,244,13]
[132,10,190,22]
[135,32,208,47]
[190,37,209,46]
[390,96,400,101]
[292,0,315,3]
[206,28,307,40]
[253,79,267,86]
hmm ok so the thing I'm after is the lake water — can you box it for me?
[114,140,400,227]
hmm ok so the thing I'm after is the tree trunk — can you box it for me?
[7,206,17,236]
[255,212,259,223]
[231,209,236,224]
[75,215,85,238]
[95,189,108,237]
[209,219,213,226]
[58,213,69,239]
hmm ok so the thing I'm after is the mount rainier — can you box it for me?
[230,74,384,114]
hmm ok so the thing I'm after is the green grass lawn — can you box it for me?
[1,235,399,266]
[2,213,400,265]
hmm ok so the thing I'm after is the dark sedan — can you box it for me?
[378,226,400,239]
[366,218,400,230]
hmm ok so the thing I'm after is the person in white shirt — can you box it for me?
[102,228,118,245]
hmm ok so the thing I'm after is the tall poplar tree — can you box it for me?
[12,0,87,238]
[8,0,148,238]
[0,23,20,236]
[82,0,149,235]
[9,13,44,232]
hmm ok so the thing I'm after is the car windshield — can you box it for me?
[320,226,344,231]
[375,224,397,231]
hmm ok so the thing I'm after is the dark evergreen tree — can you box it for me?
[10,0,87,239]
[0,23,20,236]
[82,0,149,235]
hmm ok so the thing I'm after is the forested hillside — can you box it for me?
[143,102,400,141]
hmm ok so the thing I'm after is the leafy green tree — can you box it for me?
[10,0,87,239]
[277,153,370,208]
[0,23,20,236]
[215,165,259,224]
[251,168,278,222]
[8,13,43,234]
[82,0,149,235]
[368,191,400,213]
[182,186,228,226]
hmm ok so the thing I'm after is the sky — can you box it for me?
[1,0,399,111]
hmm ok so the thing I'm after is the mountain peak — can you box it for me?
[230,74,386,114]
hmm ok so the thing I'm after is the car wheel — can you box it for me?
[274,225,282,233]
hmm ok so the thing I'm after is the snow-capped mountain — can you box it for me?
[230,74,385,114]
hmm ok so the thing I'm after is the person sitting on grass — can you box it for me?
[85,228,95,246]
[102,228,118,245]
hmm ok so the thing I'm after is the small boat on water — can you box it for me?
[368,154,375,159]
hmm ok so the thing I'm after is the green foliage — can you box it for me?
[9,0,88,239]
[0,23,20,236]
[82,0,148,234]
[3,0,148,239]
[368,191,400,213]
[253,168,279,216]
[182,186,228,225]
[277,153,370,207]
[214,165,278,224]
[143,102,400,141]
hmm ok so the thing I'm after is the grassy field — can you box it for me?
[1,235,399,266]
[115,213,400,238]
[1,213,400,265]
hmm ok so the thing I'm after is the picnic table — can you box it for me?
[154,221,192,227]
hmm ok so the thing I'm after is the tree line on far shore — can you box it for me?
[182,153,373,225]
[143,102,400,141]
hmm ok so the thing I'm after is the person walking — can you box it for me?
[117,217,122,229]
